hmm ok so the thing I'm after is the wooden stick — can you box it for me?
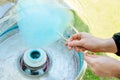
[70,24,79,33]
[57,32,68,41]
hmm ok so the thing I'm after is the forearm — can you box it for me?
[115,68,120,78]
[99,38,117,53]
[113,61,120,78]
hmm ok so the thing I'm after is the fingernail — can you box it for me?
[68,46,72,50]
[76,48,79,52]
[75,49,78,52]
[68,42,72,46]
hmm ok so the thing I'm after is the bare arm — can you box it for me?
[66,32,117,53]
[85,54,120,78]
[99,38,117,53]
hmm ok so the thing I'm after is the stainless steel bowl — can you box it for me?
[0,23,87,80]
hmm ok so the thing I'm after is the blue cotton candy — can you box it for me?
[17,0,73,48]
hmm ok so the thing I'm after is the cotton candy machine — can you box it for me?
[0,1,87,80]
[0,24,87,80]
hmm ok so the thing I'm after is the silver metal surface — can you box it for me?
[0,2,14,18]
[0,25,86,80]
[0,1,87,79]
[19,49,51,77]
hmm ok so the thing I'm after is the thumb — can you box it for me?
[67,40,84,47]
[84,55,95,67]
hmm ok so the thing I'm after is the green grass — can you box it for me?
[72,10,89,33]
[82,68,120,80]
[73,11,120,80]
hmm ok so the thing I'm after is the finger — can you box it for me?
[65,41,68,46]
[70,33,81,41]
[74,47,80,52]
[65,38,72,46]
[81,47,86,52]
[74,47,86,52]
[67,40,84,47]
[90,68,98,76]
[68,46,72,50]
[86,54,98,58]
[84,55,95,67]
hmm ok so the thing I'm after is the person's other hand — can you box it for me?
[85,54,120,78]
[66,32,117,53]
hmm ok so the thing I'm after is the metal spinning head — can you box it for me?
[19,49,51,77]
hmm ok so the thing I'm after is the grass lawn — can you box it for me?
[82,68,120,80]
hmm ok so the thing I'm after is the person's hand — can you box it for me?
[66,32,117,53]
[85,54,120,78]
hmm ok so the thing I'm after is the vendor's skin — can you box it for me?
[66,32,120,78]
